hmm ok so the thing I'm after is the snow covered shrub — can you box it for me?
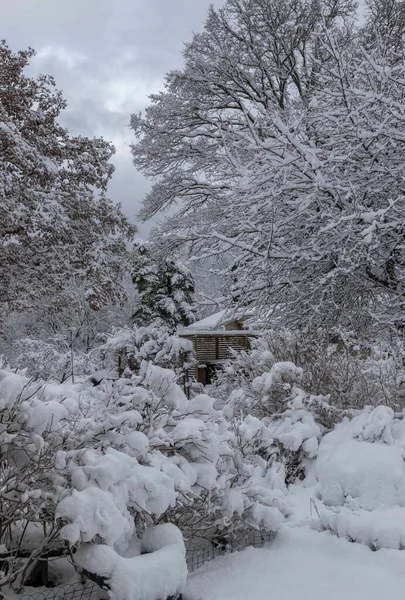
[217,351,341,488]
[0,361,231,592]
[104,324,194,373]
[264,330,405,410]
[233,386,328,486]
[75,524,187,600]
[313,406,405,550]
[12,337,97,382]
[219,353,306,418]
[214,330,405,412]
[0,369,81,591]
[101,324,195,395]
[75,363,234,544]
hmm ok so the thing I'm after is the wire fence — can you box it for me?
[186,529,275,573]
[17,529,275,599]
[18,581,100,600]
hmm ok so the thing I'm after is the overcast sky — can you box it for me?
[0,0,224,235]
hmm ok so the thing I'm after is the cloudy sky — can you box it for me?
[1,0,224,234]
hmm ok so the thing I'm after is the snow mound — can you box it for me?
[75,524,186,600]
[316,408,405,510]
[316,506,405,550]
[307,407,405,549]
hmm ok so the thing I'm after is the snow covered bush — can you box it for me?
[265,331,405,411]
[0,361,230,593]
[313,406,405,550]
[103,324,194,373]
[0,369,80,590]
[101,324,195,396]
[214,330,405,412]
[11,337,98,382]
[75,524,187,600]
[229,383,328,491]
[219,353,337,500]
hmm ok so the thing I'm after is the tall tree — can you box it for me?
[131,0,405,339]
[132,240,196,330]
[0,41,136,320]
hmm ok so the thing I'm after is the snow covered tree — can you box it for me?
[0,349,298,593]
[0,41,136,319]
[0,275,137,381]
[0,362,230,593]
[131,240,196,331]
[131,0,405,340]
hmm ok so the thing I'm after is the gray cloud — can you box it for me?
[0,0,224,235]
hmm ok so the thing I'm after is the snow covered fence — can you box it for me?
[18,581,98,600]
[17,530,274,600]
[17,580,181,600]
[186,530,275,573]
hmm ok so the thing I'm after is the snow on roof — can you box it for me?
[181,309,253,334]
[187,310,227,331]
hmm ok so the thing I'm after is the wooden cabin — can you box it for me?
[180,310,257,384]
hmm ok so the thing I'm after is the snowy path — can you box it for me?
[185,527,405,600]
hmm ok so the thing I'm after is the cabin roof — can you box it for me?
[186,310,227,331]
[180,309,254,335]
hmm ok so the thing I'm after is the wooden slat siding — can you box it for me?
[181,334,253,362]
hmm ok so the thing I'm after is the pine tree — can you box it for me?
[131,241,195,330]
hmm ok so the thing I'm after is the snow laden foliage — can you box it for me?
[312,406,405,551]
[131,240,196,332]
[0,41,136,320]
[101,324,196,400]
[131,0,405,338]
[0,363,218,593]
[224,359,332,490]
[216,345,405,553]
[75,524,187,600]
[213,331,405,411]
[0,350,296,594]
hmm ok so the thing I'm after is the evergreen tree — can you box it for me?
[132,241,195,330]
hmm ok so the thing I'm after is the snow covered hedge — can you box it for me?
[311,405,405,551]
[213,331,405,412]
[3,339,405,597]
[0,354,298,594]
[0,362,222,593]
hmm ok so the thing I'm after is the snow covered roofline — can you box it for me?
[181,330,260,336]
[180,308,255,334]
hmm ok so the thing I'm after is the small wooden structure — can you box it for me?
[180,310,257,384]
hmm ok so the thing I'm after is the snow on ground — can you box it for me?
[186,407,405,600]
[185,526,405,600]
